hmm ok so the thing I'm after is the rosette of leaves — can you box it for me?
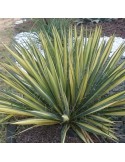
[0,26,125,143]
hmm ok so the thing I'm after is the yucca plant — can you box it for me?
[1,26,125,143]
[31,18,72,38]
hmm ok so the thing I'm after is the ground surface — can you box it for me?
[0,18,22,142]
[0,18,20,49]
[80,18,125,38]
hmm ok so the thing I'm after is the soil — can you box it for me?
[16,125,82,143]
[1,18,125,143]
[14,19,34,34]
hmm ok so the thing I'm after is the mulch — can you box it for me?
[14,18,125,143]
[82,18,125,38]
[16,125,82,143]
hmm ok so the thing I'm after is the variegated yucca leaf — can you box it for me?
[0,26,125,143]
